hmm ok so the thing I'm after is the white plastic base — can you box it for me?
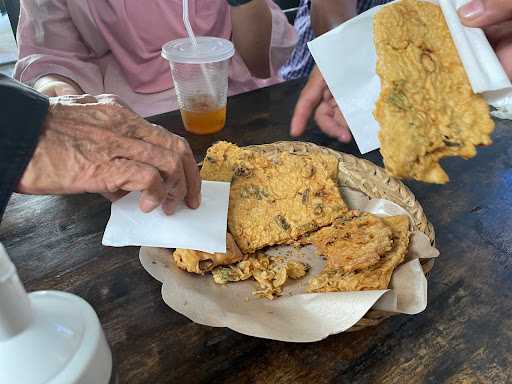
[0,290,112,384]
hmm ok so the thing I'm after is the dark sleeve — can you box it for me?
[0,74,49,221]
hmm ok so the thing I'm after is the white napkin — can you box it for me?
[102,180,230,254]
[308,0,512,154]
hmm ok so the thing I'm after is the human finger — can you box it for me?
[333,108,352,143]
[495,36,512,78]
[101,191,129,202]
[290,67,326,136]
[458,0,512,28]
[322,87,333,102]
[483,20,512,45]
[110,133,200,211]
[314,102,343,138]
[161,167,188,215]
[126,125,201,209]
[91,158,168,213]
[180,141,201,209]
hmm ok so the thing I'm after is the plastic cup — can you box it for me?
[162,37,235,135]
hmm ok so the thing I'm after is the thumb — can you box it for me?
[459,0,512,28]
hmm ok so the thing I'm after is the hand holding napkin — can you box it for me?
[102,181,230,254]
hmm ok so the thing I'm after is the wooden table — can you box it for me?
[2,79,512,383]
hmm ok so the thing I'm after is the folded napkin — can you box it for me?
[308,0,512,154]
[102,180,230,253]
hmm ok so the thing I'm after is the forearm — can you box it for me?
[34,75,83,95]
[230,0,272,78]
[311,0,357,36]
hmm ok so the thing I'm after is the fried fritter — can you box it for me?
[200,141,246,182]
[303,213,393,272]
[173,233,243,274]
[201,142,348,254]
[373,0,494,184]
[212,254,310,300]
[308,215,410,292]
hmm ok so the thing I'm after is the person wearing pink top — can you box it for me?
[14,0,298,117]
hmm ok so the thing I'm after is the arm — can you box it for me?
[0,77,201,221]
[230,0,273,78]
[311,0,357,37]
[0,74,49,220]
[14,0,103,96]
[33,75,83,97]
[290,0,357,142]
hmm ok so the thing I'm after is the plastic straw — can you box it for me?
[182,0,217,99]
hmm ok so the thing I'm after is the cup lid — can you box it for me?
[162,36,235,64]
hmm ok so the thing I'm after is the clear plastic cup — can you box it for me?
[162,37,235,135]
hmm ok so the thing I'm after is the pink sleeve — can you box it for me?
[266,1,298,76]
[14,0,104,94]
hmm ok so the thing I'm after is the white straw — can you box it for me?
[182,0,217,99]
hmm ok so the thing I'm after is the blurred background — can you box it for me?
[0,0,299,78]
[0,0,17,76]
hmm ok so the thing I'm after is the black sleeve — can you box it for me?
[0,74,49,221]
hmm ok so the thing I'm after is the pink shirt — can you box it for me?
[14,0,297,117]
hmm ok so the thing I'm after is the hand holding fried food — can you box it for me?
[374,0,494,184]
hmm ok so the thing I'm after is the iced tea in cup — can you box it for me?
[162,37,234,135]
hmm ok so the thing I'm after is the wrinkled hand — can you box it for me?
[459,0,512,78]
[290,66,352,143]
[34,75,83,97]
[18,94,201,214]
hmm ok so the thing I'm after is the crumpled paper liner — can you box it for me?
[139,187,439,342]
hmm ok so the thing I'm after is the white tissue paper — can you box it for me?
[102,180,230,254]
[308,0,512,154]
[139,187,439,342]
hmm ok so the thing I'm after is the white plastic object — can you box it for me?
[0,243,113,384]
[161,36,235,65]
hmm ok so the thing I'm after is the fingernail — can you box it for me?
[188,193,201,209]
[339,131,352,143]
[459,0,484,19]
[140,198,159,213]
[162,199,177,215]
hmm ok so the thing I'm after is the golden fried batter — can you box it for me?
[308,215,410,292]
[173,233,243,274]
[201,142,348,254]
[304,214,393,272]
[212,254,310,300]
[374,0,494,184]
[200,141,246,182]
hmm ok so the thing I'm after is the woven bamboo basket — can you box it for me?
[243,141,436,331]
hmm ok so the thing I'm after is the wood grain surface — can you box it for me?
[1,79,511,383]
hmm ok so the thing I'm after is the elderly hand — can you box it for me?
[458,0,512,78]
[18,94,201,214]
[290,66,352,143]
[34,75,83,97]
